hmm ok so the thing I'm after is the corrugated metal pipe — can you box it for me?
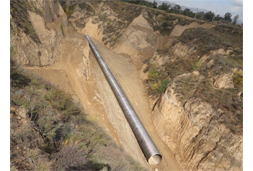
[85,34,162,165]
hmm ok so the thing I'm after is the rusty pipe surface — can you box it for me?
[85,34,162,165]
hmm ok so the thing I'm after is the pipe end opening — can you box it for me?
[148,154,162,165]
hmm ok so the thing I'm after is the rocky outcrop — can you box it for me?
[172,42,196,58]
[213,72,234,89]
[10,0,68,66]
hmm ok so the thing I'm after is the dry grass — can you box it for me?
[144,9,197,36]
[100,1,142,46]
[233,70,243,93]
[193,79,242,134]
[173,28,233,56]
[174,74,199,104]
[10,61,146,170]
[143,25,242,135]
[10,0,41,44]
[212,24,243,38]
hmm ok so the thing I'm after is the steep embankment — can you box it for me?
[144,27,243,170]
[10,0,68,66]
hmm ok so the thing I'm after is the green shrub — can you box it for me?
[65,5,75,18]
[60,24,64,36]
[159,80,170,93]
[148,68,159,81]
[191,59,201,71]
[11,73,31,88]
[146,68,170,97]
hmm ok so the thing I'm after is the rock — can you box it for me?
[10,106,16,113]
[17,106,28,119]
[101,166,109,171]
[213,72,234,89]
[172,42,195,58]
[211,48,231,56]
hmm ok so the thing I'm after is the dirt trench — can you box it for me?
[23,30,180,170]
[88,38,181,171]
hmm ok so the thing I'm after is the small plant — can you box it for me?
[233,70,243,92]
[53,142,88,171]
[146,67,170,97]
[150,82,159,91]
[65,5,75,18]
[191,59,201,71]
[10,45,17,55]
[158,80,170,93]
[60,24,64,36]
[148,68,159,81]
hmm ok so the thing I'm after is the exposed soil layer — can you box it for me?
[23,29,181,170]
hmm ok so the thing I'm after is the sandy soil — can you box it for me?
[90,38,181,171]
[23,30,181,170]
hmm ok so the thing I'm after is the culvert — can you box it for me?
[85,34,162,165]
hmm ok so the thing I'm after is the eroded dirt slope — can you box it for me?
[90,38,181,171]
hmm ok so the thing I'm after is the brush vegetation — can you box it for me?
[10,60,146,171]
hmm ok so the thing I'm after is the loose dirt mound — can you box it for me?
[112,13,157,68]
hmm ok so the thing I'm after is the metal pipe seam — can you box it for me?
[85,34,162,165]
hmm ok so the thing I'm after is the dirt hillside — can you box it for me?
[11,0,243,170]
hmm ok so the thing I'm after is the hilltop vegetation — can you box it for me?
[121,0,242,26]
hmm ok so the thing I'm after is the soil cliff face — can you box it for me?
[145,26,243,170]
[152,78,242,170]
[10,0,68,66]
